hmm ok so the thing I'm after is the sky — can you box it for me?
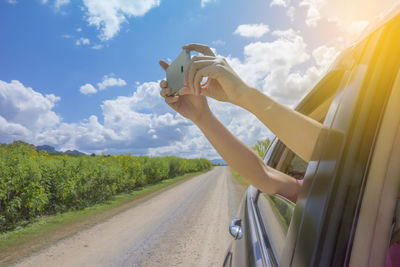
[0,0,398,159]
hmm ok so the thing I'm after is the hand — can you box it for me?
[180,43,251,106]
[159,60,211,124]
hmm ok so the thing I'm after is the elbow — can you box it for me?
[249,161,280,195]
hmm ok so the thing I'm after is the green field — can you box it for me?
[0,141,211,233]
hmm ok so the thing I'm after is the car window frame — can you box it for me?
[255,137,309,265]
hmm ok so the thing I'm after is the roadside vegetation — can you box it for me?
[0,170,207,266]
[251,138,271,158]
[230,169,249,188]
[230,138,271,188]
[0,141,211,232]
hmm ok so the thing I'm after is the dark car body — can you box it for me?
[224,10,400,267]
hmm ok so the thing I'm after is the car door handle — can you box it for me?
[229,218,243,240]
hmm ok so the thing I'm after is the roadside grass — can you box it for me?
[0,169,210,266]
[230,168,249,188]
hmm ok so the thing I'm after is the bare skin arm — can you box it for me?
[194,109,301,201]
[159,61,301,201]
[180,43,326,162]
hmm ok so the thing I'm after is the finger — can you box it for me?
[160,80,168,88]
[187,60,215,95]
[191,55,216,61]
[193,66,220,95]
[177,87,193,96]
[160,88,172,98]
[182,43,216,56]
[159,60,169,71]
[165,96,179,104]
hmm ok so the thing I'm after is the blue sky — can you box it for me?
[0,0,396,159]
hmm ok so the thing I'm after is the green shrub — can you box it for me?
[0,142,211,232]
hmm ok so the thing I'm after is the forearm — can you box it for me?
[239,86,326,162]
[195,111,299,198]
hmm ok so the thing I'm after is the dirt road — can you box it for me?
[14,166,246,267]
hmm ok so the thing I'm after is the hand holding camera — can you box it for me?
[160,44,251,109]
[180,44,251,106]
[159,54,211,124]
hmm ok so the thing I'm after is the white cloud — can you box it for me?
[0,80,61,139]
[80,75,126,95]
[287,6,295,20]
[62,34,72,39]
[299,0,322,27]
[54,0,70,9]
[76,28,82,32]
[72,81,191,153]
[76,37,90,46]
[0,115,31,143]
[227,29,310,90]
[7,0,17,5]
[0,79,192,155]
[299,0,398,30]
[312,45,339,70]
[82,0,161,41]
[225,28,340,108]
[270,0,290,7]
[234,23,270,38]
[270,0,296,21]
[80,83,97,95]
[212,40,226,46]
[97,75,127,91]
[91,44,103,50]
[201,0,217,8]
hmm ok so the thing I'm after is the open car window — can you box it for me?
[257,140,308,262]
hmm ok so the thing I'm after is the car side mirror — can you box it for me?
[229,218,243,240]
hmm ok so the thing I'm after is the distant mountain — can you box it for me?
[36,145,58,154]
[36,145,86,155]
[63,149,86,156]
[210,159,227,166]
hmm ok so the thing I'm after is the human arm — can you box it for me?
[159,60,301,200]
[194,109,301,201]
[181,44,327,162]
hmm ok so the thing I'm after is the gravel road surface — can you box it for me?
[14,166,246,267]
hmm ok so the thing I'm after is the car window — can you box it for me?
[265,140,286,168]
[257,142,308,262]
[263,137,277,164]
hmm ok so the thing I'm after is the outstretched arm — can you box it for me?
[181,43,327,162]
[239,87,326,162]
[194,110,301,201]
[159,58,300,201]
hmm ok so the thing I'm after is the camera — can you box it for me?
[166,49,191,96]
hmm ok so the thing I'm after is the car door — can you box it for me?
[279,13,400,267]
[225,11,400,267]
[250,13,400,267]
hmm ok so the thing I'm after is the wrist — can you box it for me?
[234,85,259,110]
[193,109,215,129]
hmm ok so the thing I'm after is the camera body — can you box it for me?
[166,49,191,96]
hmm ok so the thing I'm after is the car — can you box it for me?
[223,8,400,267]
